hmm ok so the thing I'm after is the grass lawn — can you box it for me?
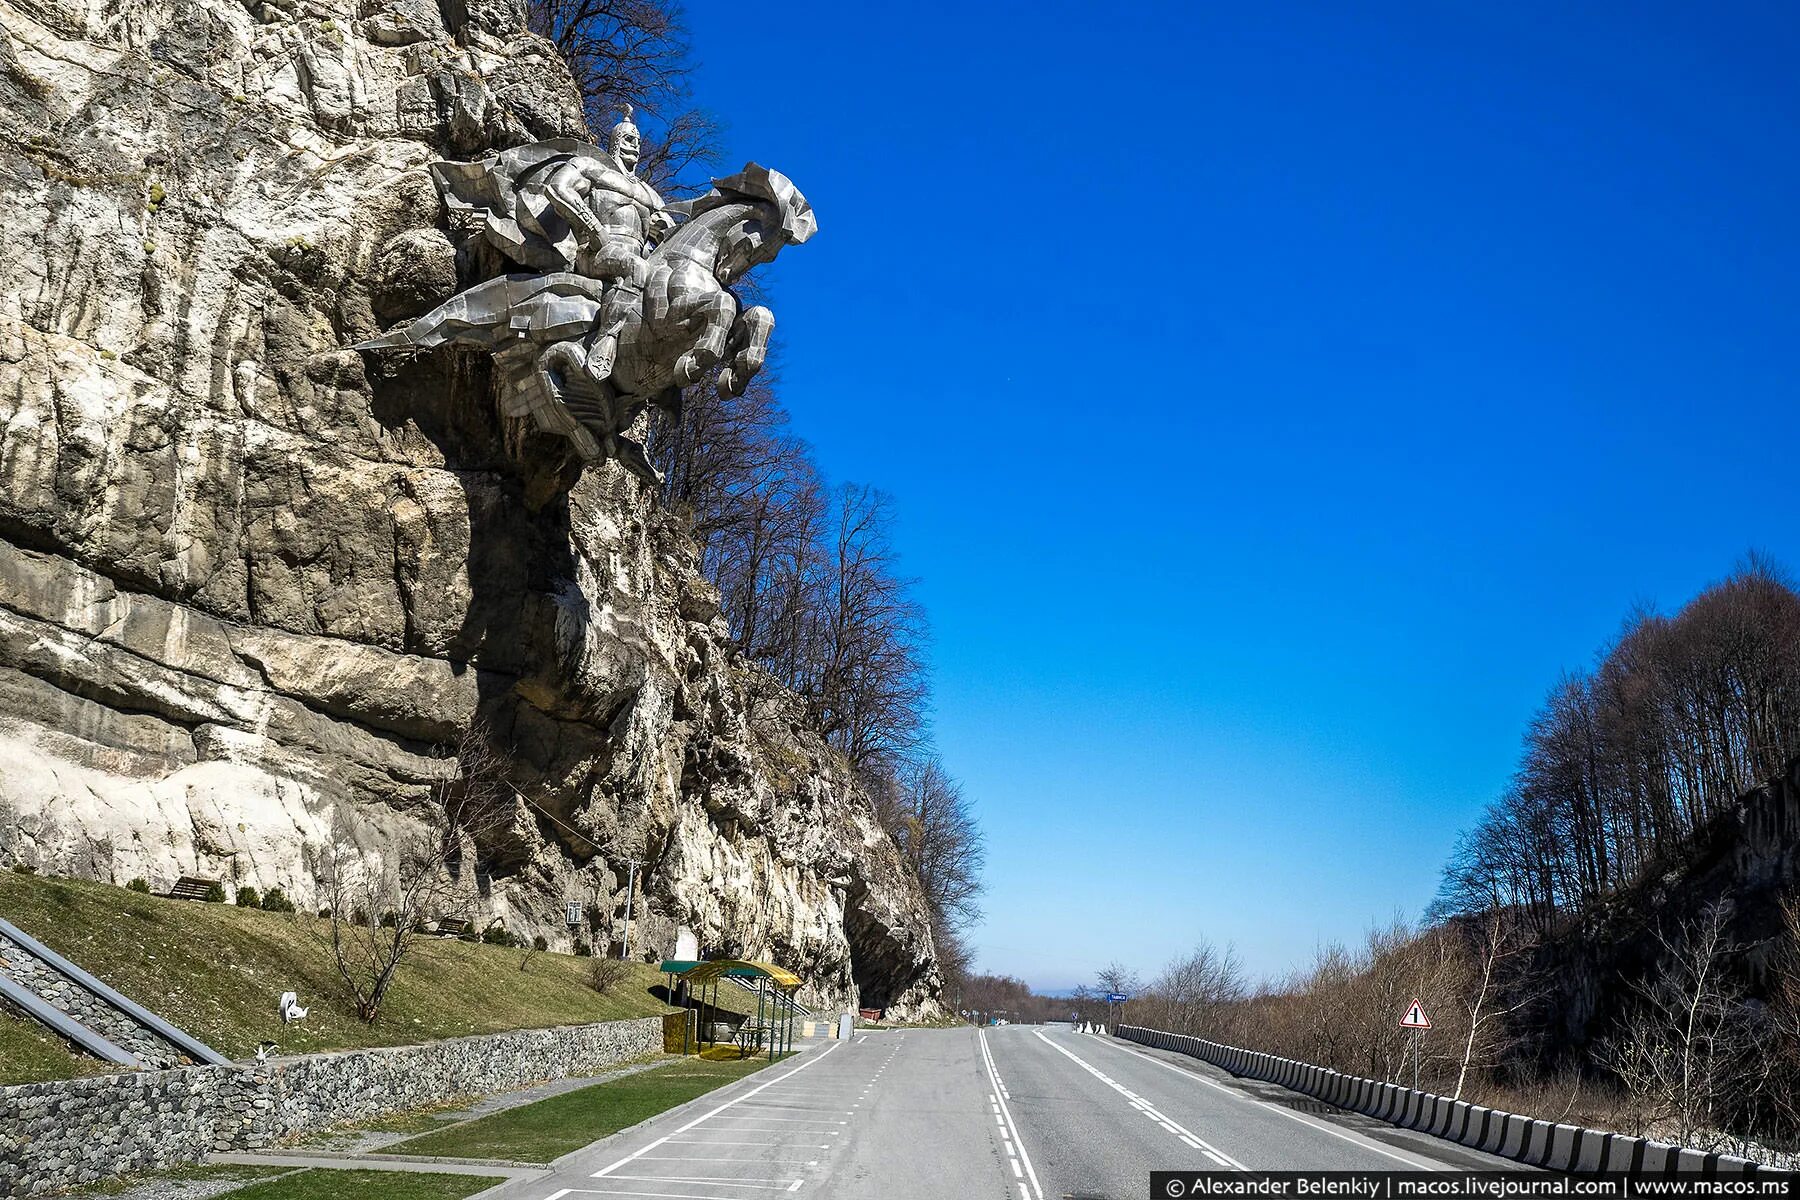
[227,1169,495,1199]
[393,1054,781,1162]
[0,1007,116,1084]
[0,873,757,1081]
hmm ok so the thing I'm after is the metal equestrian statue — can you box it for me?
[356,108,816,484]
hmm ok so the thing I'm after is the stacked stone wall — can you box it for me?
[0,1016,661,1195]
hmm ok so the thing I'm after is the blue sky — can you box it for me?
[682,1,1800,989]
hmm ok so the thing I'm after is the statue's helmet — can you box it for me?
[609,104,642,170]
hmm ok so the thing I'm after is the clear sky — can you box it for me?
[682,1,1800,990]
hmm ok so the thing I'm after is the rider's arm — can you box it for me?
[542,167,608,246]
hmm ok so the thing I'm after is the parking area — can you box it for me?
[533,1034,905,1199]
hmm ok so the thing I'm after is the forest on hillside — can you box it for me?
[526,0,987,988]
[1011,560,1800,1162]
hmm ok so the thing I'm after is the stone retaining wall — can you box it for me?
[0,1015,661,1196]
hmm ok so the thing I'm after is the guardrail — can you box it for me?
[1114,1024,1786,1177]
[0,917,230,1066]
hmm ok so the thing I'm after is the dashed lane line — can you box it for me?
[979,1029,1045,1200]
[1033,1030,1247,1170]
[1082,1032,1447,1172]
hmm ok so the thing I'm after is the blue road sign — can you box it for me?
[1106,992,1129,1003]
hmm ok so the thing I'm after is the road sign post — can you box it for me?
[1399,998,1431,1089]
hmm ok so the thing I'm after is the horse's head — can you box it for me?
[666,164,816,284]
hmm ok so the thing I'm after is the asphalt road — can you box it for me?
[495,1025,1527,1200]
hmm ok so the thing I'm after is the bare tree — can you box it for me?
[888,759,984,928]
[1450,910,1537,1099]
[315,722,516,1023]
[1600,902,1765,1148]
[1770,896,1800,1136]
[526,0,722,192]
[1140,941,1246,1037]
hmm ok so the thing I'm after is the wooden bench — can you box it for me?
[167,876,219,902]
[434,917,470,938]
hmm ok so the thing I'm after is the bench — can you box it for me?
[167,876,220,902]
[434,917,470,938]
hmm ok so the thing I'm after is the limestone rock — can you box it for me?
[0,0,940,1015]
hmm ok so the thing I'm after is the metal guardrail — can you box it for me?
[1114,1024,1787,1177]
[0,917,231,1066]
[0,973,140,1067]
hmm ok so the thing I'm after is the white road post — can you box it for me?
[619,858,641,960]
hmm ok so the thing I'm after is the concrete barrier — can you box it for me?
[1114,1025,1784,1177]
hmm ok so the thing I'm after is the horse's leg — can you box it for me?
[717,305,774,398]
[672,292,736,386]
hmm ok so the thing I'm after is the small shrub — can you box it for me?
[588,955,628,996]
[235,886,260,907]
[481,921,514,947]
[202,881,226,903]
[260,887,296,913]
[380,911,399,928]
[573,939,593,957]
[317,907,332,919]
[126,878,151,894]
[532,935,548,951]
[11,863,36,875]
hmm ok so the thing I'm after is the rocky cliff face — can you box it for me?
[1528,756,1800,1060]
[0,0,941,1015]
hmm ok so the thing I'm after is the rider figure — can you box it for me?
[538,105,673,381]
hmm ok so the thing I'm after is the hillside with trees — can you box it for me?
[1104,559,1800,1161]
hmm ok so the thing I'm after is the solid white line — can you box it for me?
[1092,1035,1447,1172]
[1031,1030,1246,1170]
[597,1176,797,1189]
[564,1190,779,1200]
[662,1140,830,1148]
[979,1030,1045,1200]
[592,1044,839,1180]
[709,1117,847,1125]
[634,1157,818,1164]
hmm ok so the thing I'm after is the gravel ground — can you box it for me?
[83,1166,305,1200]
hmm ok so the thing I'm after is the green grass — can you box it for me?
[0,1007,116,1084]
[393,1054,780,1162]
[0,873,757,1080]
[226,1169,494,1199]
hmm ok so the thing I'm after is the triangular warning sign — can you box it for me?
[1400,998,1432,1029]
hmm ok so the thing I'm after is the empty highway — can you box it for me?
[492,1025,1525,1200]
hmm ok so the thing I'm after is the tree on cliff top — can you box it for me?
[528,0,722,192]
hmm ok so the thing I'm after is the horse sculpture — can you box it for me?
[356,164,816,484]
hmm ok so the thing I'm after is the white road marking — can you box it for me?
[709,1116,847,1124]
[661,1139,828,1147]
[592,1044,839,1180]
[1091,1034,1448,1172]
[596,1175,799,1189]
[979,1029,1045,1200]
[634,1157,818,1164]
[1031,1030,1246,1170]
